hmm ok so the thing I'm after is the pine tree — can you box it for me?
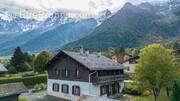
[11,46,26,71]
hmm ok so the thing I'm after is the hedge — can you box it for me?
[172,79,180,101]
[0,74,47,86]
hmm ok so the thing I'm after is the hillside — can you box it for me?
[21,18,97,52]
[0,18,97,55]
[61,3,180,52]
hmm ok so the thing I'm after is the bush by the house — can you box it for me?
[32,83,46,93]
[0,74,47,86]
[171,79,180,101]
[124,82,141,96]
[8,66,17,74]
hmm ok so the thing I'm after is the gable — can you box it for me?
[46,51,89,71]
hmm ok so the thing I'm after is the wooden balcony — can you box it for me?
[91,75,125,84]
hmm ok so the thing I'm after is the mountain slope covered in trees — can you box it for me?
[61,3,180,52]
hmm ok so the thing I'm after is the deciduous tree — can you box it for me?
[34,51,52,72]
[136,44,176,101]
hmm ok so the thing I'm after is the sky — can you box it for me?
[0,0,168,20]
[0,0,168,12]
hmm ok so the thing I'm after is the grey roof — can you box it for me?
[0,64,7,73]
[0,82,28,97]
[62,51,124,70]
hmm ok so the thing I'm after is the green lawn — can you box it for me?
[135,89,170,101]
[121,88,171,101]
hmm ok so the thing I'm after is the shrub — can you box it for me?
[0,74,47,87]
[124,82,141,96]
[143,90,151,96]
[21,72,35,77]
[171,79,180,101]
[8,66,17,74]
[33,83,46,92]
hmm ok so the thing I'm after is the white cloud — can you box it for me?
[0,0,169,13]
[0,0,126,13]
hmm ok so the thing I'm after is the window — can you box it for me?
[100,85,107,96]
[55,69,59,75]
[52,83,59,92]
[65,69,68,77]
[62,69,69,77]
[75,68,79,77]
[61,84,69,93]
[115,83,120,93]
[72,86,80,96]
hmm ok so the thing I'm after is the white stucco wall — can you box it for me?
[122,62,137,73]
[47,79,124,101]
[47,79,101,100]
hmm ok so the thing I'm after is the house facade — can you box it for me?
[46,50,125,101]
[122,56,139,74]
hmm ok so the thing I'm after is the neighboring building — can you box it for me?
[122,56,139,74]
[173,49,180,58]
[0,63,7,75]
[0,82,28,101]
[111,54,131,63]
[46,50,125,101]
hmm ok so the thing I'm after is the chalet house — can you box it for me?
[46,50,125,101]
[0,82,28,101]
[112,54,131,63]
[122,56,139,74]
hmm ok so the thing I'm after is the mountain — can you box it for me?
[0,10,41,33]
[61,3,180,52]
[42,12,75,27]
[0,18,97,55]
[96,9,112,23]
[21,18,97,52]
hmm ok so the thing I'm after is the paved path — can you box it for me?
[21,91,68,101]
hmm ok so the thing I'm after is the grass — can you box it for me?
[135,88,170,101]
[19,97,31,101]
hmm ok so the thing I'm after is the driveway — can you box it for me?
[21,91,68,101]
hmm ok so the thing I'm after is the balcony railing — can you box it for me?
[91,75,125,84]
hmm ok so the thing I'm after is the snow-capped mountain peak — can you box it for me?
[0,11,13,21]
[96,9,112,23]
[42,11,76,27]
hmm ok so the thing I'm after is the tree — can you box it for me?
[104,48,116,57]
[10,46,33,72]
[11,46,26,72]
[173,41,180,50]
[136,44,176,101]
[34,51,53,72]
